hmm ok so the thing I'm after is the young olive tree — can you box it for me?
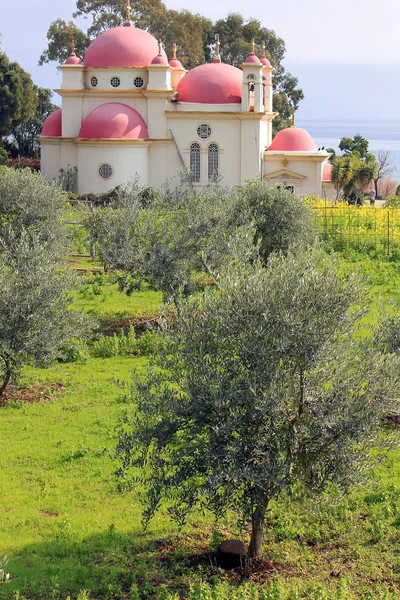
[116,245,400,557]
[0,229,89,401]
[0,168,90,402]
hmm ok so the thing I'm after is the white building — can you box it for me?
[39,19,335,198]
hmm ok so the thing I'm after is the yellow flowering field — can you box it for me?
[306,197,400,258]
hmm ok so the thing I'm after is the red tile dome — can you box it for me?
[323,162,333,181]
[78,103,149,139]
[260,56,271,67]
[41,109,62,136]
[84,24,167,68]
[151,54,168,65]
[176,62,242,104]
[169,58,183,69]
[244,53,261,65]
[269,127,317,152]
[65,53,81,65]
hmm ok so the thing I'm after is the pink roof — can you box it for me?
[177,62,242,104]
[84,25,168,68]
[260,56,271,67]
[65,54,80,65]
[244,53,261,65]
[151,54,168,65]
[323,162,333,181]
[78,103,149,139]
[269,127,317,152]
[169,58,183,69]
[41,108,62,136]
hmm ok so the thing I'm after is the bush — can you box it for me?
[92,328,159,358]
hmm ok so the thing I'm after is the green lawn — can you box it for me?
[1,258,400,599]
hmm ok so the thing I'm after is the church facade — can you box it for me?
[39,17,335,198]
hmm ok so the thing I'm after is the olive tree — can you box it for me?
[116,245,400,557]
[0,168,90,401]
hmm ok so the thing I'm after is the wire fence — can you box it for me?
[313,204,400,259]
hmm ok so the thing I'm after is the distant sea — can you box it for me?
[298,118,400,180]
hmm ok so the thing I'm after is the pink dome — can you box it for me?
[260,56,271,67]
[65,54,80,65]
[84,24,167,68]
[151,54,168,65]
[244,53,261,65]
[169,58,183,69]
[323,162,333,181]
[78,103,149,139]
[41,109,62,137]
[269,127,317,152]
[176,62,242,104]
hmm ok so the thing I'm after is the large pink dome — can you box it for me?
[78,103,149,139]
[269,127,317,152]
[41,109,62,136]
[84,24,167,68]
[177,63,242,104]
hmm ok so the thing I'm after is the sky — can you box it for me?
[1,0,400,120]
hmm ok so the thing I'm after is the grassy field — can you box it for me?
[1,255,400,600]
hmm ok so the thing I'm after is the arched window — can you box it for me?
[208,143,219,181]
[190,143,201,182]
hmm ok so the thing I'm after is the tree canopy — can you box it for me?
[328,135,377,202]
[0,51,37,138]
[40,2,303,130]
[116,243,400,556]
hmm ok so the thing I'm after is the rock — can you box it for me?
[218,539,246,569]
[219,539,246,556]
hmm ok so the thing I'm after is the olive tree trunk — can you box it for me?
[248,502,269,557]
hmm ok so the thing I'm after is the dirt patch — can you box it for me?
[1,382,62,405]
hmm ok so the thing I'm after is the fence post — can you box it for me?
[387,210,390,258]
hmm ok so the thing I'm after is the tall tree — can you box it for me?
[7,87,57,158]
[0,51,37,138]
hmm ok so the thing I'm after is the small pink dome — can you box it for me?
[260,56,271,67]
[65,53,81,65]
[84,25,167,68]
[41,109,62,136]
[151,54,168,65]
[323,162,333,181]
[269,127,317,152]
[169,58,183,69]
[244,53,261,65]
[177,62,242,104]
[78,103,149,139]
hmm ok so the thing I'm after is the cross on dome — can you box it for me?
[125,0,131,23]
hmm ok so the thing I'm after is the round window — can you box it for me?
[134,77,144,89]
[110,77,121,88]
[99,164,113,179]
[90,76,98,87]
[197,124,211,139]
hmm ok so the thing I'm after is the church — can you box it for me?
[39,5,335,198]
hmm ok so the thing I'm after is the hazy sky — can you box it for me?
[1,0,400,119]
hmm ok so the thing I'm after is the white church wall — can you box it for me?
[60,67,85,90]
[77,144,149,193]
[240,120,263,182]
[263,154,325,196]
[147,98,168,138]
[60,142,78,172]
[167,116,242,187]
[148,144,170,188]
[84,69,148,91]
[41,143,61,183]
[62,96,83,138]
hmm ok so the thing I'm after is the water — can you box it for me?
[297,118,400,180]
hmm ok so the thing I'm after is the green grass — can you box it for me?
[1,259,400,599]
